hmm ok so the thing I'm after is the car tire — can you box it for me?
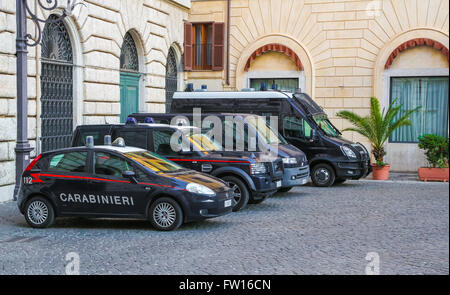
[222,176,249,212]
[311,163,336,187]
[277,186,293,193]
[149,197,183,231]
[24,196,55,228]
[334,178,347,185]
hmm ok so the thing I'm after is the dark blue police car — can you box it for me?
[17,137,234,231]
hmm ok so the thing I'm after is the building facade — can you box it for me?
[0,0,449,201]
[186,0,449,171]
[0,0,190,201]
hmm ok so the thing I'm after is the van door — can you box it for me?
[282,115,316,159]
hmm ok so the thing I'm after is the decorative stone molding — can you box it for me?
[244,43,304,72]
[384,38,449,69]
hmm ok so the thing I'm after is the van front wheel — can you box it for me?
[311,164,335,187]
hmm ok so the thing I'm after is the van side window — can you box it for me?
[117,130,148,149]
[283,117,312,139]
[48,152,87,173]
[152,130,180,156]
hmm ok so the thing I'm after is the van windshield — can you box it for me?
[125,151,183,172]
[313,115,340,137]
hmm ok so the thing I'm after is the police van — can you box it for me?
[128,113,310,193]
[166,90,371,187]
[72,122,284,211]
[18,137,233,231]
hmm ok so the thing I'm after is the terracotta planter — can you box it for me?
[371,164,390,180]
[418,167,449,182]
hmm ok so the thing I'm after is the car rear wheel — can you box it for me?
[311,163,336,187]
[149,197,183,231]
[24,196,55,228]
[222,176,249,212]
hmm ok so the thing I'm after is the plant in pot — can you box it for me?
[336,97,420,180]
[417,134,449,182]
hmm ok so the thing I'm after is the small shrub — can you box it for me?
[418,134,449,168]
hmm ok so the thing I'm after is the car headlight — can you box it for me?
[282,157,297,164]
[250,163,267,175]
[341,146,357,159]
[186,183,216,196]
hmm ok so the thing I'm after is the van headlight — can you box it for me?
[341,146,357,159]
[282,157,297,164]
[250,163,267,175]
[186,183,215,196]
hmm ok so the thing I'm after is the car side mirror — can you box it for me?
[310,129,319,142]
[122,170,137,182]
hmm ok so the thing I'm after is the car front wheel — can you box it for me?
[149,197,183,231]
[222,176,249,212]
[311,163,336,187]
[24,196,55,228]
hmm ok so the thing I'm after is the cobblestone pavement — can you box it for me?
[0,180,448,275]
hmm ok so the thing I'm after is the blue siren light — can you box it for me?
[126,117,137,125]
[144,117,155,123]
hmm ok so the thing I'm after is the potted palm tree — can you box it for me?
[417,134,449,182]
[336,97,420,180]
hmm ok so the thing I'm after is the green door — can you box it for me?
[119,72,140,123]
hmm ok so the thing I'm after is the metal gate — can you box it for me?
[40,15,73,152]
[165,48,178,112]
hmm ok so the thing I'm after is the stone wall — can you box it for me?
[0,0,189,201]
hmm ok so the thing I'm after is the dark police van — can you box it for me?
[167,90,371,187]
[18,137,233,231]
[129,113,310,192]
[72,122,284,211]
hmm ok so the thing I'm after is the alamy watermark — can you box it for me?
[168,108,280,162]
[65,252,80,275]
[365,252,380,275]
[366,0,382,18]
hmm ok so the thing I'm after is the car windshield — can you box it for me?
[313,115,340,137]
[245,116,287,145]
[124,151,183,172]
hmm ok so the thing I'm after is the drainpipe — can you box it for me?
[226,0,230,86]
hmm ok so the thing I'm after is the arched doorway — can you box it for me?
[119,32,140,122]
[40,14,74,152]
[165,47,178,112]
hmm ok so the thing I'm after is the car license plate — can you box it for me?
[276,181,282,188]
[224,199,232,208]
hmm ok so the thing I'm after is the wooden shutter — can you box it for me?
[211,22,225,71]
[183,22,193,71]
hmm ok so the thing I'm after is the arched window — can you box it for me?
[165,47,178,112]
[119,32,140,122]
[40,14,74,152]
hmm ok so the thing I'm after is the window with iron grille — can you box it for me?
[40,14,74,153]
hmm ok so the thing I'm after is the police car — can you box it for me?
[17,137,234,231]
